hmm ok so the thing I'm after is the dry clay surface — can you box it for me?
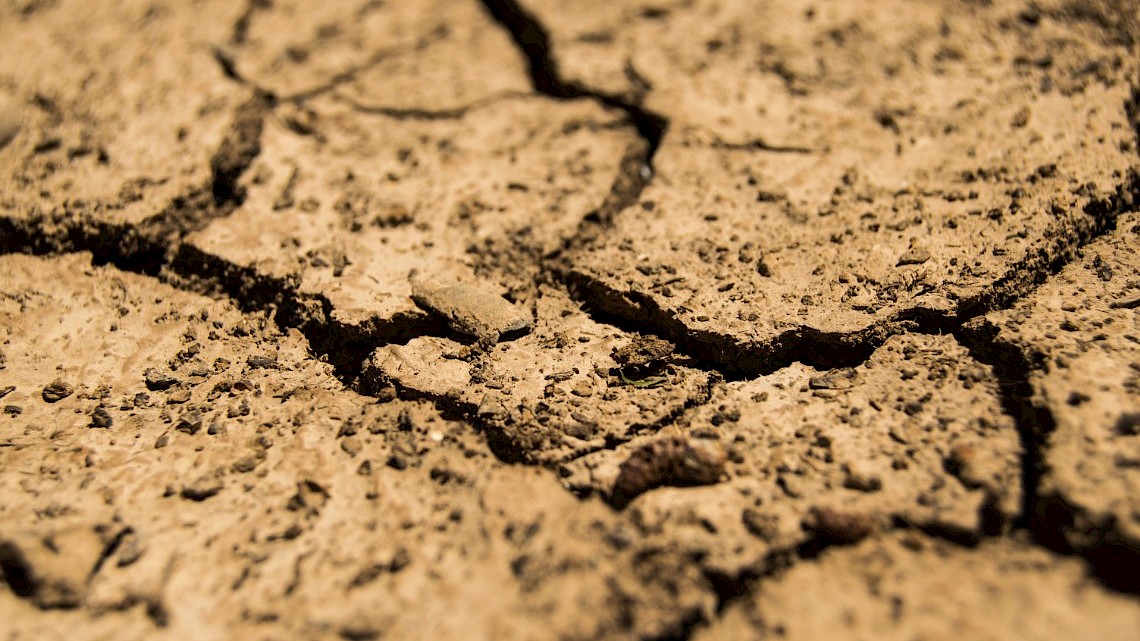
[1,0,1139,640]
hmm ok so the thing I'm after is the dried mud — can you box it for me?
[1,1,1138,639]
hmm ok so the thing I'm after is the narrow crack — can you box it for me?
[956,319,1140,594]
[168,243,443,384]
[708,137,814,154]
[478,0,669,237]
[559,165,1140,382]
[230,0,271,46]
[86,527,131,587]
[282,33,448,103]
[214,21,448,107]
[0,90,270,274]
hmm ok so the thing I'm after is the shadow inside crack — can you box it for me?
[958,319,1140,595]
[0,543,35,600]
[478,0,668,201]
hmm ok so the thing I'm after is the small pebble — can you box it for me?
[144,368,179,391]
[89,406,113,429]
[175,410,203,434]
[842,462,882,492]
[896,248,931,266]
[42,380,74,403]
[181,474,224,501]
[802,506,875,544]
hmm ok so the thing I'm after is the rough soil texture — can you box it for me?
[0,1,1138,640]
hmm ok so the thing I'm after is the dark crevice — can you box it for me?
[479,0,668,237]
[1,90,270,273]
[86,527,130,586]
[703,565,764,616]
[169,244,441,385]
[956,169,1138,319]
[956,319,1140,594]
[558,164,1140,382]
[560,266,945,381]
[0,216,168,275]
[572,137,654,241]
[949,322,1055,543]
[206,92,273,210]
[0,541,35,599]
[230,0,271,46]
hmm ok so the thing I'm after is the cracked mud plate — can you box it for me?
[1,0,1139,639]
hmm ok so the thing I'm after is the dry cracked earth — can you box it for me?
[1,0,1139,639]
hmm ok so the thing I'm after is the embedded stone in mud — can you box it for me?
[410,274,532,345]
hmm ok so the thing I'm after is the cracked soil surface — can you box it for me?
[1,1,1139,639]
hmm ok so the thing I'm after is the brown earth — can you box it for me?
[1,1,1138,639]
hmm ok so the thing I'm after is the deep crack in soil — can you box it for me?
[958,320,1140,594]
[479,0,668,235]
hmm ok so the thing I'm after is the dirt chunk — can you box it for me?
[0,0,249,232]
[88,406,113,429]
[143,368,179,391]
[41,380,74,403]
[612,335,675,369]
[561,333,1019,574]
[185,94,638,345]
[410,274,532,346]
[610,436,726,508]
